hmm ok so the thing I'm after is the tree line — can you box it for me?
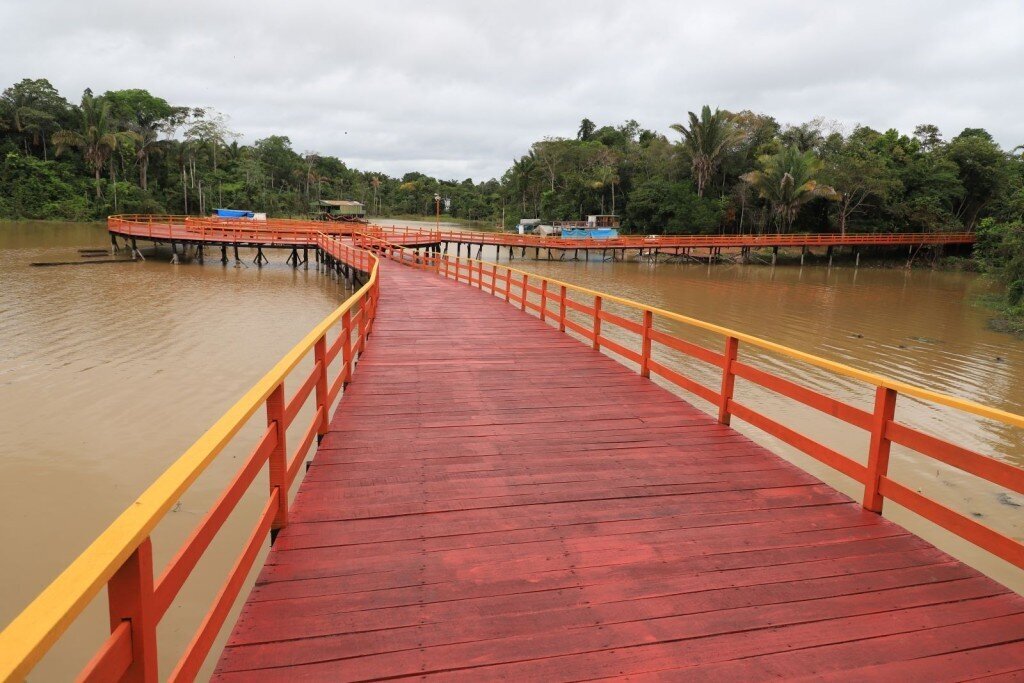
[1,78,1022,238]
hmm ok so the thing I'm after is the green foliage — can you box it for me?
[624,178,724,233]
[0,151,91,220]
[976,218,1024,311]
[741,146,838,232]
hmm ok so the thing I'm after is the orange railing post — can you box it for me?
[592,296,602,350]
[342,309,353,385]
[106,538,157,682]
[717,336,739,425]
[314,335,329,443]
[559,285,567,333]
[863,386,898,512]
[520,274,528,312]
[640,310,653,378]
[540,279,548,322]
[266,383,289,537]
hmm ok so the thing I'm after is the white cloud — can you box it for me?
[4,0,1022,179]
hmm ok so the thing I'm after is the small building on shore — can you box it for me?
[313,199,366,221]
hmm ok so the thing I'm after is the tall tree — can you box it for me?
[1,78,72,159]
[102,88,183,190]
[577,118,596,141]
[741,146,838,232]
[52,92,139,198]
[670,105,743,197]
[945,128,1010,230]
[821,129,900,235]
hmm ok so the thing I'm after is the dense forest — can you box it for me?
[3,77,1024,322]
[3,77,1023,236]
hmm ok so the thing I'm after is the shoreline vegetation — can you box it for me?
[1,78,1022,325]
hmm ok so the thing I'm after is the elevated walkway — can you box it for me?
[214,259,1023,680]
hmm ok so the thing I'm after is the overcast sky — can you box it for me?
[3,0,1023,180]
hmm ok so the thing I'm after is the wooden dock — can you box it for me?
[213,259,1024,680]
[2,222,1021,683]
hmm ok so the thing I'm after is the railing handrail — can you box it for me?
[0,233,379,681]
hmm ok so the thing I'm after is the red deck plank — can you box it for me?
[214,259,1024,681]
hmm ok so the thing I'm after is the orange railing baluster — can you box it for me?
[640,310,653,378]
[314,335,330,443]
[342,310,353,383]
[540,279,548,323]
[106,538,157,682]
[266,383,289,536]
[863,386,898,512]
[558,286,567,332]
[717,336,739,425]
[592,295,602,350]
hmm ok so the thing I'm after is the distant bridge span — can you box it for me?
[106,215,975,264]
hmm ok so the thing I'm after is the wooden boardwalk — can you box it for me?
[214,259,1024,681]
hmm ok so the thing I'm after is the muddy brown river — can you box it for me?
[2,221,1022,679]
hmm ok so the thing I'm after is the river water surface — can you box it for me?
[2,221,1023,679]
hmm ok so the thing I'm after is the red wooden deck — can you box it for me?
[214,259,1024,681]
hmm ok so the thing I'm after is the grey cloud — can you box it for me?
[3,0,1022,180]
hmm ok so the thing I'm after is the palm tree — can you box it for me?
[670,105,743,197]
[370,176,381,215]
[593,165,621,215]
[740,146,838,233]
[52,93,139,198]
[510,154,538,215]
[132,122,166,191]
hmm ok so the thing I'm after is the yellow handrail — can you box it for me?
[0,234,378,682]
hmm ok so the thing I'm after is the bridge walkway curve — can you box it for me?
[212,258,1024,681]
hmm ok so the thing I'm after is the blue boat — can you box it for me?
[214,208,255,219]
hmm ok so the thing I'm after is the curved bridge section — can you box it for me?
[0,217,1018,682]
[106,214,975,263]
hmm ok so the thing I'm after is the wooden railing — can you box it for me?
[361,237,1024,575]
[0,234,378,682]
[107,215,974,251]
[422,228,976,249]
